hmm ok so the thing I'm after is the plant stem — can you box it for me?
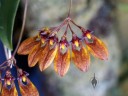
[63,23,69,37]
[12,0,28,57]
[0,0,28,69]
[67,0,72,17]
[68,23,75,35]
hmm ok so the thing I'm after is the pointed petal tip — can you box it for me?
[59,72,66,77]
[79,65,89,72]
[102,57,108,61]
[39,66,44,72]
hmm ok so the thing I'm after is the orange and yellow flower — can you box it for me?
[17,19,108,77]
[1,71,18,96]
[0,70,39,96]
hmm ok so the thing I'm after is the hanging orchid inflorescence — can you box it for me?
[0,65,39,96]
[17,17,108,77]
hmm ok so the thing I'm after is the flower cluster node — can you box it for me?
[18,16,108,77]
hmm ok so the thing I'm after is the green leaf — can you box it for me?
[0,0,20,50]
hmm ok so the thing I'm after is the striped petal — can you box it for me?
[39,44,58,71]
[72,45,90,72]
[18,77,39,96]
[28,42,41,67]
[17,37,39,55]
[85,35,108,60]
[54,47,70,77]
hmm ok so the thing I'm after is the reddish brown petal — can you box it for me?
[1,82,18,96]
[54,47,70,77]
[72,46,90,72]
[86,36,108,60]
[28,43,41,67]
[18,77,39,96]
[39,44,58,71]
[17,37,39,55]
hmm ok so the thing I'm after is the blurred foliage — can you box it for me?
[118,3,128,12]
[0,0,20,50]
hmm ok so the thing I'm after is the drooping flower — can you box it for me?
[17,69,39,96]
[71,34,90,72]
[1,71,18,96]
[54,36,70,76]
[0,69,39,96]
[17,18,108,77]
[83,29,108,60]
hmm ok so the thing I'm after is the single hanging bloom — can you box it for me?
[54,36,70,77]
[17,69,39,96]
[71,34,90,71]
[1,71,18,96]
[83,30,108,60]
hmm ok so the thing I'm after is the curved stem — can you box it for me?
[68,23,75,35]
[67,0,72,17]
[12,0,28,57]
[0,59,11,67]
[0,0,28,69]
[70,20,82,29]
[50,19,68,36]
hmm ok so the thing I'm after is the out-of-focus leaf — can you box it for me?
[0,0,20,50]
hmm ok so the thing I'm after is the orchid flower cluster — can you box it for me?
[17,17,108,77]
[0,67,39,96]
[0,0,108,95]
